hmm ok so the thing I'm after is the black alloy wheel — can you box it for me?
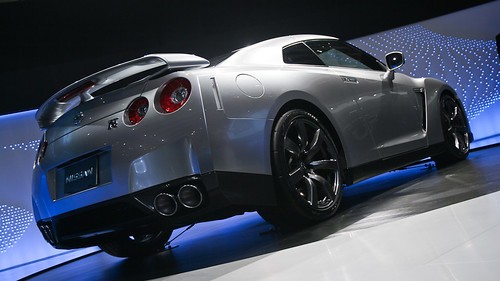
[433,94,471,167]
[259,109,343,228]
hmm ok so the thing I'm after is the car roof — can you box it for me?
[217,34,338,67]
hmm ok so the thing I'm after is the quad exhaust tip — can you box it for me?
[153,184,203,216]
[154,193,178,216]
[178,184,203,209]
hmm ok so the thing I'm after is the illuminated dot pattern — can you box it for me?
[0,205,33,253]
[349,24,500,120]
[2,139,40,151]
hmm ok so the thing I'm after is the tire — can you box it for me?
[258,109,343,229]
[99,229,172,258]
[432,94,471,168]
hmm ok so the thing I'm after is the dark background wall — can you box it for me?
[0,0,494,115]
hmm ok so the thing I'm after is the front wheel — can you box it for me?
[259,109,344,229]
[98,229,172,258]
[432,94,471,168]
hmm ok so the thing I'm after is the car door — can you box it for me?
[335,68,427,158]
[305,40,427,158]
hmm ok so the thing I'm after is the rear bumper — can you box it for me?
[35,171,275,249]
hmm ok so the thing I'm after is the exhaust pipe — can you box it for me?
[154,193,178,216]
[178,185,203,209]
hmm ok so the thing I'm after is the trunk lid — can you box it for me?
[36,54,209,143]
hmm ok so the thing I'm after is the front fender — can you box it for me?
[422,78,473,145]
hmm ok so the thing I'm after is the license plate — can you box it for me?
[57,156,99,198]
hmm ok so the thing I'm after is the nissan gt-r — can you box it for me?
[32,34,472,257]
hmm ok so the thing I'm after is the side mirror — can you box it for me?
[386,51,405,70]
[383,51,405,80]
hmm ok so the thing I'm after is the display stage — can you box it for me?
[23,144,500,281]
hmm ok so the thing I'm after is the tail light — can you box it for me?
[157,77,191,113]
[125,97,149,125]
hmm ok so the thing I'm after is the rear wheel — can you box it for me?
[259,109,343,229]
[99,229,172,258]
[432,94,471,168]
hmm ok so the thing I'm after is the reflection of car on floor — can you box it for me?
[32,34,472,257]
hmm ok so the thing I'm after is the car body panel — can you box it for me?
[32,34,472,249]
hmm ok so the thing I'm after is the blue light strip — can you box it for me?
[2,140,40,152]
[0,109,37,122]
[0,110,40,152]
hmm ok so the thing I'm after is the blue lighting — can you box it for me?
[0,11,499,277]
[0,109,37,122]
[0,205,32,254]
[2,140,40,152]
[0,110,41,152]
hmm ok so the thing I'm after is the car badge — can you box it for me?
[73,112,84,126]
[108,118,119,130]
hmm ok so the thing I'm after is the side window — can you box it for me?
[305,40,386,71]
[283,43,325,66]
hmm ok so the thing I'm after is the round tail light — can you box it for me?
[157,77,191,113]
[125,97,149,125]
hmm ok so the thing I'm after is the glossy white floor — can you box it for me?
[157,189,500,281]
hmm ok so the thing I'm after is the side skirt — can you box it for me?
[346,143,445,185]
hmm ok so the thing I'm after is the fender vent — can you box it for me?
[413,88,427,131]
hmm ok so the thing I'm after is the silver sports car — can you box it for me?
[32,34,472,257]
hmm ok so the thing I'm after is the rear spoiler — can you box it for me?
[35,54,209,129]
